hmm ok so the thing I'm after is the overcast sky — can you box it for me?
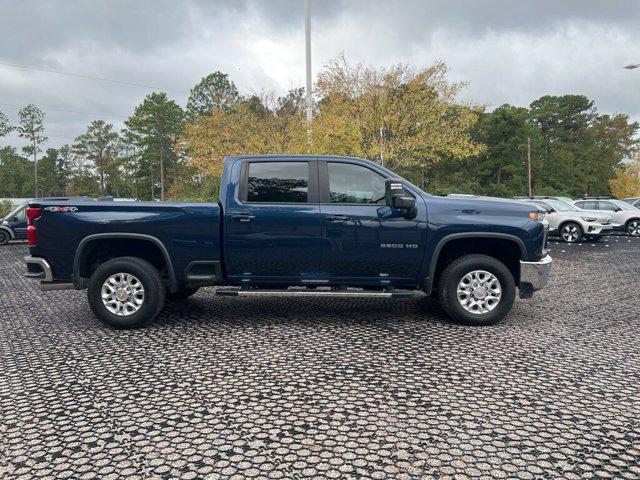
[1,0,639,150]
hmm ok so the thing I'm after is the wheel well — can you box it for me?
[432,237,522,290]
[558,220,581,232]
[76,238,170,284]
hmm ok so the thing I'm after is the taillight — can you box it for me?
[27,207,40,246]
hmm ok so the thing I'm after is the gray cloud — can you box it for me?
[0,0,638,150]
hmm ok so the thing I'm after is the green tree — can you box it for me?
[186,71,240,120]
[0,110,13,138]
[17,104,47,198]
[471,105,541,196]
[0,147,32,197]
[73,120,119,196]
[125,92,184,200]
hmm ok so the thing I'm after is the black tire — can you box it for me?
[559,222,583,243]
[438,254,516,326]
[87,256,165,329]
[0,230,9,245]
[625,219,640,236]
[166,286,199,302]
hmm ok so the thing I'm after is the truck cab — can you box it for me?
[24,155,552,328]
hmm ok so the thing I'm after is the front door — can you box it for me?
[318,160,427,283]
[9,205,27,239]
[224,159,323,283]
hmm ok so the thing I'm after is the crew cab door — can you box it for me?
[318,160,427,283]
[224,159,323,282]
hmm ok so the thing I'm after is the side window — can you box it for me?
[598,201,617,211]
[538,201,552,212]
[246,162,309,203]
[578,201,596,209]
[14,207,26,221]
[327,162,386,204]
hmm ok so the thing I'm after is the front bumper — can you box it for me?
[585,223,613,235]
[519,255,552,299]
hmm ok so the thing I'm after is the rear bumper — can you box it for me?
[24,255,53,282]
[519,255,552,299]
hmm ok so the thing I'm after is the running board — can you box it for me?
[216,288,418,299]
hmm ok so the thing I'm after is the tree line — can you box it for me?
[0,57,638,201]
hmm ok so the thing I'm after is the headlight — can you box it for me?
[529,211,545,222]
[1,220,7,226]
[581,217,597,222]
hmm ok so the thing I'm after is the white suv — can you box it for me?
[517,198,613,243]
[574,199,640,236]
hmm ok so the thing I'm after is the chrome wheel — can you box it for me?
[627,220,640,236]
[101,273,145,316]
[456,270,502,314]
[560,224,580,242]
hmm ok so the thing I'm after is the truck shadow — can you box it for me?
[156,293,450,328]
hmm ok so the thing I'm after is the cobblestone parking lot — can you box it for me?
[1,238,639,479]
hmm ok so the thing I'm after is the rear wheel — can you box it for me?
[88,257,165,329]
[166,286,199,302]
[0,230,8,245]
[560,222,582,243]
[626,219,640,236]
[438,254,516,326]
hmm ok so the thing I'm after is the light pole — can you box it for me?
[305,0,313,153]
[624,64,640,70]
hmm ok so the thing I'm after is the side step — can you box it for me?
[216,288,418,299]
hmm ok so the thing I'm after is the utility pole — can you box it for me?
[527,136,532,197]
[33,137,38,198]
[305,0,313,153]
[379,125,384,166]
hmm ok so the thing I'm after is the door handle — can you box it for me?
[326,214,350,223]
[232,214,255,222]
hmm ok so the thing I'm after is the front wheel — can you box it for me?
[560,222,583,243]
[87,257,165,329]
[0,230,9,245]
[626,219,640,236]
[438,254,516,326]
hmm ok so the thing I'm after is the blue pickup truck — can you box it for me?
[25,155,551,328]
[1,202,28,244]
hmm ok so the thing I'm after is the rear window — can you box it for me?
[246,162,309,203]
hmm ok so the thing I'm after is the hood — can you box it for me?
[430,194,543,218]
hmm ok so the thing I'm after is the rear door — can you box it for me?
[318,160,427,283]
[224,159,323,282]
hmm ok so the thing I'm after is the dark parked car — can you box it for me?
[0,202,28,244]
[24,155,552,328]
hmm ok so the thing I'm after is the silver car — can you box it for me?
[517,198,613,243]
[574,199,640,236]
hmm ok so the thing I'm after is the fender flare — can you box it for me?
[423,232,528,295]
[73,233,177,290]
[0,226,15,240]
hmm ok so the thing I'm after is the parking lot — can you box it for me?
[1,238,639,480]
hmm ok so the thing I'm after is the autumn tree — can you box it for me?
[186,72,240,120]
[610,152,640,198]
[73,120,119,196]
[17,104,47,197]
[181,90,306,177]
[312,57,483,188]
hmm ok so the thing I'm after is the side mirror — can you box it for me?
[385,179,417,219]
[614,207,622,212]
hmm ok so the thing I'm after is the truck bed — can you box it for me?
[28,200,221,287]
